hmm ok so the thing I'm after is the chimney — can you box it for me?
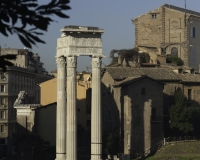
[118,55,122,64]
[137,56,140,63]
[122,58,127,67]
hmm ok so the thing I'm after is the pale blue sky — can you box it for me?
[1,0,200,72]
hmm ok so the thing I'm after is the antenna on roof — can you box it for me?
[184,0,187,26]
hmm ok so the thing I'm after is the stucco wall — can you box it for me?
[35,104,56,146]
[40,78,57,106]
[188,16,200,70]
[40,73,91,130]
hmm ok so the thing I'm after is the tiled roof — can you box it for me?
[113,76,164,86]
[175,73,200,83]
[164,4,200,17]
[105,67,181,81]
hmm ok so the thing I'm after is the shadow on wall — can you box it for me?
[34,98,92,160]
[101,83,121,159]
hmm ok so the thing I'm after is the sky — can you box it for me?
[1,0,200,72]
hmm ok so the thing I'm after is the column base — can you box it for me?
[55,154,66,160]
[91,155,102,160]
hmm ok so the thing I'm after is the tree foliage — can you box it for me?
[0,54,17,71]
[166,55,184,66]
[1,0,70,48]
[110,48,150,65]
[0,0,70,70]
[169,88,199,134]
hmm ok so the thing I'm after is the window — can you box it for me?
[0,111,5,119]
[152,14,157,19]
[151,108,157,121]
[188,89,192,100]
[0,125,5,133]
[0,98,5,105]
[0,85,5,92]
[191,27,196,38]
[171,47,178,57]
[141,88,145,95]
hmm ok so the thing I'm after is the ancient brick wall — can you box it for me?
[123,78,164,156]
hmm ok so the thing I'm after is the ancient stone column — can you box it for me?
[56,56,66,160]
[91,56,102,160]
[66,56,77,160]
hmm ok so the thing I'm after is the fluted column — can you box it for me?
[56,56,66,160]
[91,56,102,160]
[66,56,77,160]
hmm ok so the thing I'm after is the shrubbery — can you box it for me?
[169,88,200,135]
[166,55,184,66]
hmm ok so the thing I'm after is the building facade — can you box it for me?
[101,66,200,157]
[0,48,52,145]
[101,68,165,157]
[132,4,200,70]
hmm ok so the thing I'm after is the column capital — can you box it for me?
[56,56,66,68]
[66,56,77,68]
[91,56,102,68]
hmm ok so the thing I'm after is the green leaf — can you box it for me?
[18,34,32,48]
[2,14,10,23]
[2,54,17,60]
[54,11,69,18]
[59,5,71,10]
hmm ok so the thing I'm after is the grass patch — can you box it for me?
[135,141,200,160]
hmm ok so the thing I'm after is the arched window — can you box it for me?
[151,108,157,121]
[141,88,145,95]
[171,47,178,57]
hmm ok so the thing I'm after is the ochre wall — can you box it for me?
[40,78,57,106]
[40,73,92,130]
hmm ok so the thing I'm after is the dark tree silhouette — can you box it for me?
[0,0,71,70]
[169,88,200,134]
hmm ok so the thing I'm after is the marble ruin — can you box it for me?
[56,25,105,160]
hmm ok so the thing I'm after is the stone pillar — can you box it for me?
[66,56,77,160]
[91,56,102,160]
[56,56,66,160]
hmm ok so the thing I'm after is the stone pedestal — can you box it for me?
[56,56,66,160]
[91,56,102,160]
[66,56,77,160]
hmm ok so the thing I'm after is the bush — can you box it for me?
[166,55,184,66]
[169,88,200,134]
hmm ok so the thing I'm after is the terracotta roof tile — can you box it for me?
[105,67,180,81]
